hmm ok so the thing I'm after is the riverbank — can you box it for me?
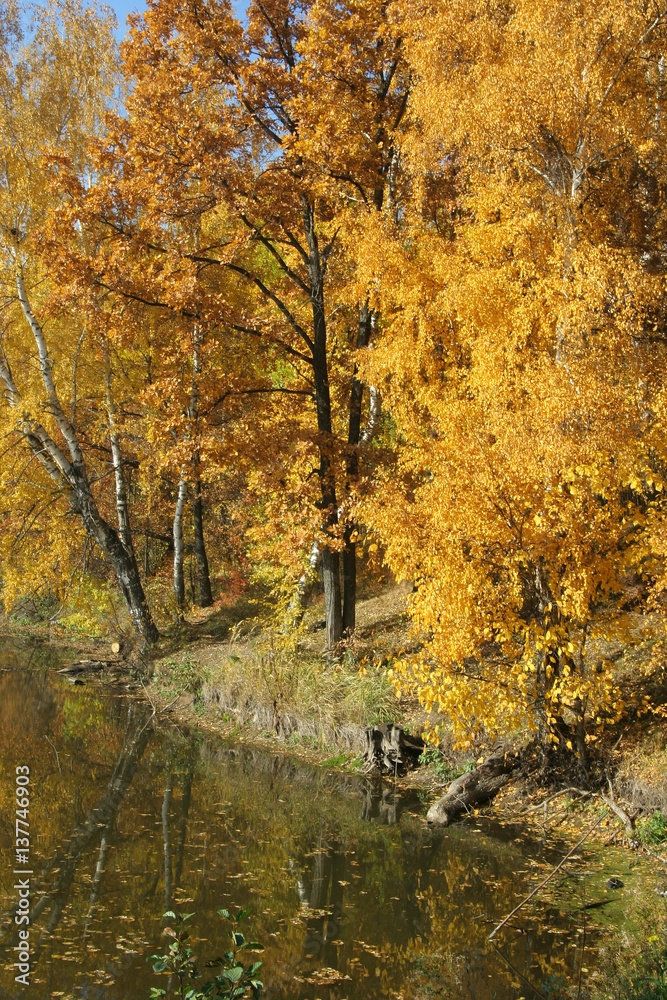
[1,621,666,999]
[4,580,667,860]
[131,595,666,877]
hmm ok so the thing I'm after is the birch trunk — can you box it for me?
[3,273,159,643]
[187,326,213,607]
[288,538,322,629]
[343,306,380,633]
[192,478,213,607]
[173,469,188,617]
[105,369,133,553]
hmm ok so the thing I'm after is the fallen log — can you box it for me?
[361,723,425,773]
[58,660,110,675]
[426,749,520,825]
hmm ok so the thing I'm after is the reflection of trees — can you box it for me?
[0,679,597,1000]
[144,745,196,909]
[360,779,401,825]
[82,816,113,938]
[161,745,197,910]
[173,763,194,890]
[295,834,346,963]
[162,771,173,909]
[0,703,152,962]
[0,670,61,766]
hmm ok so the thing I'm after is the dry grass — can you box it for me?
[150,583,420,751]
[200,646,399,748]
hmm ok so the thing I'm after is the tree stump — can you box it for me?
[361,723,424,773]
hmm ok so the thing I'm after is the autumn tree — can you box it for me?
[0,0,159,641]
[63,0,410,649]
[357,0,667,751]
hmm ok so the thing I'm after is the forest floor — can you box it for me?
[143,578,425,763]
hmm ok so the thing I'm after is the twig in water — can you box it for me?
[489,941,545,999]
[577,876,587,1000]
[44,735,62,776]
[488,813,605,940]
[140,679,158,718]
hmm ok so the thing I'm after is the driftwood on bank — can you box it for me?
[361,723,425,773]
[58,658,125,676]
[59,660,108,675]
[426,749,520,825]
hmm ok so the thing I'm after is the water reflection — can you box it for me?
[293,835,346,962]
[0,646,656,1000]
[7,702,153,964]
[359,778,425,825]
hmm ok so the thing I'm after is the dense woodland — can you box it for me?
[2,0,667,756]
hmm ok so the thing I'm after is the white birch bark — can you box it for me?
[0,274,159,641]
[173,468,188,616]
[16,271,85,469]
[105,368,133,553]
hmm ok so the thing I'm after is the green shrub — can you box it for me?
[637,811,667,847]
[617,935,667,1000]
[421,747,473,784]
[147,908,263,1000]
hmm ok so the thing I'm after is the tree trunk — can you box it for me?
[85,508,159,642]
[302,197,343,653]
[287,539,322,629]
[187,325,213,608]
[192,478,213,607]
[342,304,377,633]
[361,723,425,773]
[342,534,357,635]
[426,750,520,825]
[173,469,188,618]
[105,368,134,553]
[0,273,159,644]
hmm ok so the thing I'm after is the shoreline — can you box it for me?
[3,611,667,861]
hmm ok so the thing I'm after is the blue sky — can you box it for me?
[111,0,145,35]
[24,2,248,39]
[110,0,248,36]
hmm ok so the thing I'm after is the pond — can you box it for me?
[0,640,660,1000]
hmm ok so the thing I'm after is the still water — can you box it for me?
[0,641,658,1000]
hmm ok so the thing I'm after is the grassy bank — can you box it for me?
[4,574,667,844]
[146,582,429,759]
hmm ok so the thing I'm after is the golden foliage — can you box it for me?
[356,0,667,745]
[2,0,667,749]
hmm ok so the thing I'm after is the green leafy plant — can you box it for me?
[320,751,360,770]
[421,747,473,784]
[637,811,667,847]
[617,935,667,1000]
[147,907,263,1000]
